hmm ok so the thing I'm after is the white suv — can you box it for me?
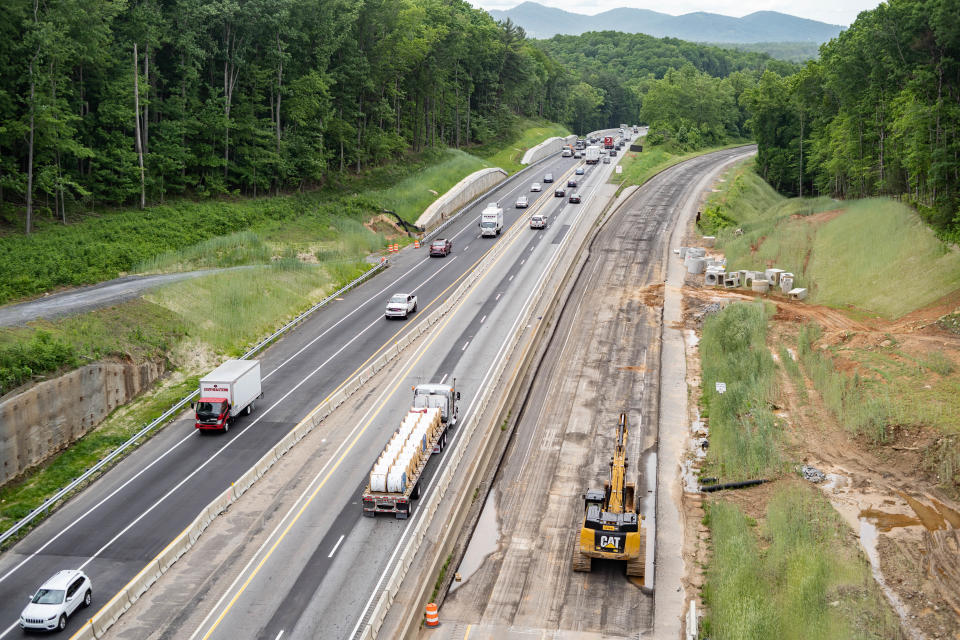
[20,570,92,632]
[385,293,418,319]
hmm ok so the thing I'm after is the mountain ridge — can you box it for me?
[488,2,844,43]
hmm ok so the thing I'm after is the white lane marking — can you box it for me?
[0,166,557,639]
[461,341,470,351]
[495,293,501,301]
[347,206,564,640]
[190,290,459,640]
[508,275,514,282]
[0,251,465,618]
[275,631,284,640]
[480,315,486,324]
[464,246,469,252]
[328,535,345,558]
[520,259,525,265]
[439,373,448,384]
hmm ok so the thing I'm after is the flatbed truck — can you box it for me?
[362,382,460,519]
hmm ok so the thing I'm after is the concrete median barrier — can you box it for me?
[415,168,508,232]
[91,591,130,636]
[157,531,190,572]
[81,159,542,640]
[68,621,95,640]
[126,560,162,602]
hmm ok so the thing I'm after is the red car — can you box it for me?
[429,238,452,256]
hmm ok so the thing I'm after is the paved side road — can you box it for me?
[0,269,240,326]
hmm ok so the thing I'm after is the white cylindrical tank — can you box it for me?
[687,257,706,274]
[752,279,770,293]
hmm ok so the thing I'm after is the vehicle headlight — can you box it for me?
[48,615,57,620]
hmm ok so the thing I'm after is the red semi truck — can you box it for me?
[603,136,614,149]
[192,359,262,432]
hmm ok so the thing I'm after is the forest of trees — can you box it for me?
[743,0,960,238]
[0,0,589,231]
[0,2,807,232]
[536,31,796,146]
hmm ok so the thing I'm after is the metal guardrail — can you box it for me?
[0,260,388,548]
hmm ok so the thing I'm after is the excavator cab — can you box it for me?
[572,413,646,580]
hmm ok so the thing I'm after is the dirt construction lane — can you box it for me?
[429,148,756,640]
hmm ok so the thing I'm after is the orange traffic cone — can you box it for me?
[425,602,439,627]
[414,239,421,249]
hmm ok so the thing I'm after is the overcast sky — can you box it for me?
[471,1,883,26]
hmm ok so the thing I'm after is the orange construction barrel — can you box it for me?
[425,602,439,627]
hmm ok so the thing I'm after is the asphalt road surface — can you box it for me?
[0,135,617,639]
[429,146,757,640]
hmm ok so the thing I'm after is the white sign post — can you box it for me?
[715,382,727,394]
[616,165,623,174]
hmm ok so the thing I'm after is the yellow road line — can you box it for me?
[198,190,541,640]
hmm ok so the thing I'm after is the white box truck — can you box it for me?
[192,360,262,432]
[362,382,460,519]
[479,202,503,237]
[585,145,601,164]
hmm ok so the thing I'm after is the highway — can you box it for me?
[0,134,615,638]
[183,144,621,640]
[433,146,756,640]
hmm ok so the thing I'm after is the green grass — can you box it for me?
[475,120,571,174]
[702,484,902,640]
[0,301,188,395]
[700,301,783,481]
[147,260,369,355]
[709,164,960,319]
[612,141,748,195]
[0,372,199,541]
[796,323,960,495]
[373,149,493,223]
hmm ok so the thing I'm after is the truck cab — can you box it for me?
[194,398,230,430]
[479,203,503,237]
[412,383,460,427]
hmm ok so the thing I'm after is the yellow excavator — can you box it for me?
[572,412,646,581]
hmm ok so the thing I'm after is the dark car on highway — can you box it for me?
[568,193,581,204]
[567,178,577,188]
[429,238,452,257]
[554,187,565,197]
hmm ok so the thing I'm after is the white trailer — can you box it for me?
[362,383,460,519]
[584,145,601,164]
[479,203,503,237]
[193,360,262,432]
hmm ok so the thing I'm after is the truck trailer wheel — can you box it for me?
[245,402,254,416]
[412,483,421,499]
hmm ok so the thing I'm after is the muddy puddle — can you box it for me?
[449,489,500,593]
[859,508,921,532]
[858,517,921,639]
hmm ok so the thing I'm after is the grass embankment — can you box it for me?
[700,162,960,495]
[698,302,901,638]
[611,140,750,195]
[473,121,570,174]
[700,163,960,319]
[0,119,568,538]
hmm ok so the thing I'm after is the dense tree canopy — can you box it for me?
[743,0,960,238]
[0,0,587,230]
[535,30,797,137]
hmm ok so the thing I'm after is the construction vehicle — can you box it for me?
[572,412,645,580]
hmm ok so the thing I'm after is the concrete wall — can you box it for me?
[414,167,508,232]
[0,360,164,486]
[520,134,578,166]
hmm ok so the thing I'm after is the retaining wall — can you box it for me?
[414,168,508,232]
[0,360,165,486]
[520,134,578,166]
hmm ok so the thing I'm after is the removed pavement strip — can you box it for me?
[677,195,960,636]
[375,180,625,640]
[95,158,572,640]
